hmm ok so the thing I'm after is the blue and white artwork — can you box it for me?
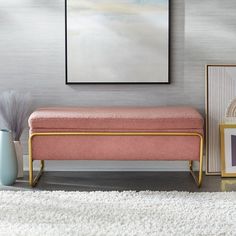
[66,0,169,83]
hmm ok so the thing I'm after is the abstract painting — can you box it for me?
[65,0,169,83]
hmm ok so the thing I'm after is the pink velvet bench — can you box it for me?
[28,107,204,187]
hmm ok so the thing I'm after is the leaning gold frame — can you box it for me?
[220,123,236,177]
[29,132,204,187]
[205,64,236,175]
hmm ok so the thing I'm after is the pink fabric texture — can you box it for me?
[32,136,200,161]
[28,106,204,161]
[29,106,204,132]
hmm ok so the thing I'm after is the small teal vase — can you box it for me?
[0,129,18,185]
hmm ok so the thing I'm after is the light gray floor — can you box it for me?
[1,171,236,192]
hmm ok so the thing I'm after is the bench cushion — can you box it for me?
[29,107,203,132]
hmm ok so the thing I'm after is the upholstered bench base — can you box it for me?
[28,107,204,187]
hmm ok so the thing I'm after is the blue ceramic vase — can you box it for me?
[0,129,18,185]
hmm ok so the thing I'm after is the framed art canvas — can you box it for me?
[206,65,236,175]
[220,124,236,177]
[65,0,170,84]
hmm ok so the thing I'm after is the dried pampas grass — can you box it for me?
[0,90,32,141]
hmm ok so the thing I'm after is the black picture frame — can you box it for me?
[65,0,170,84]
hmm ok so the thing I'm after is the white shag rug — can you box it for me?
[0,191,236,236]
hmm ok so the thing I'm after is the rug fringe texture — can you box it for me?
[0,191,235,236]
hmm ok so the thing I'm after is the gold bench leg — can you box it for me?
[29,160,44,187]
[189,134,204,187]
[28,135,44,187]
[189,161,202,187]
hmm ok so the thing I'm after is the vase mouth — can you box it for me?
[0,129,11,133]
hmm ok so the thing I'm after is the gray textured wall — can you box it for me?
[185,0,236,109]
[0,0,236,170]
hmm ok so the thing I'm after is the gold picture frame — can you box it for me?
[220,123,236,177]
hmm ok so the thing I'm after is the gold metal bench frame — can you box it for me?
[29,132,203,187]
